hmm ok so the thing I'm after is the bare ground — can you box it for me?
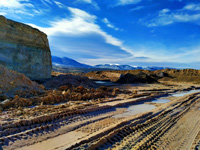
[1,83,200,150]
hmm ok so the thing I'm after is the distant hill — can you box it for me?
[52,56,93,68]
[52,56,172,73]
[52,56,113,73]
[95,64,167,71]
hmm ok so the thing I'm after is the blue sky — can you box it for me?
[0,0,200,69]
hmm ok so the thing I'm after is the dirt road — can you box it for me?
[1,86,200,150]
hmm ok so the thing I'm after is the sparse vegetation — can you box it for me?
[1,85,129,110]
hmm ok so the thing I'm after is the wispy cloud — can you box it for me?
[0,0,47,17]
[102,18,121,31]
[183,3,200,11]
[129,6,144,11]
[116,0,141,6]
[0,0,33,8]
[40,0,53,7]
[43,0,53,4]
[75,0,99,10]
[29,7,133,56]
[141,3,200,27]
[0,12,7,15]
[54,1,65,8]
[159,8,170,13]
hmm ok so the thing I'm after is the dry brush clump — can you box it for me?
[2,95,32,109]
[1,85,128,110]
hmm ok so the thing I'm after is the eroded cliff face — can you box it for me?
[0,15,52,80]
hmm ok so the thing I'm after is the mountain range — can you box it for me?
[52,56,92,68]
[52,56,170,72]
[94,64,167,71]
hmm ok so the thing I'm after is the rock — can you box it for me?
[16,110,22,116]
[0,15,52,80]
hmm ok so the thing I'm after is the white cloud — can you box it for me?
[0,12,7,15]
[147,13,200,27]
[183,3,200,11]
[160,8,170,14]
[40,0,53,7]
[82,0,92,3]
[28,7,131,52]
[0,0,33,8]
[54,1,65,8]
[142,4,200,27]
[0,0,48,17]
[117,0,141,6]
[43,0,53,4]
[129,6,144,11]
[102,18,121,31]
[76,0,99,10]
[32,9,45,15]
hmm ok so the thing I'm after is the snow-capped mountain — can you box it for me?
[95,64,167,71]
[52,56,93,68]
[95,64,135,70]
[52,56,171,71]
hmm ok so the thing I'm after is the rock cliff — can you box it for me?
[0,15,52,80]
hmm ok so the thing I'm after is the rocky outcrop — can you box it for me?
[0,15,51,80]
[0,65,44,98]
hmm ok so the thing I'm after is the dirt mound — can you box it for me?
[43,74,98,89]
[116,72,157,84]
[0,65,44,99]
[85,69,200,84]
[158,69,200,83]
[85,71,122,82]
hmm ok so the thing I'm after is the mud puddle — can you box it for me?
[151,99,170,103]
[95,80,117,86]
[172,89,200,97]
[113,104,156,118]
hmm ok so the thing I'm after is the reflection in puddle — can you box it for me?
[172,90,200,97]
[112,89,200,118]
[151,99,170,103]
[113,104,156,118]
[95,81,117,86]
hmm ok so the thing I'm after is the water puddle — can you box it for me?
[95,80,117,86]
[112,89,200,118]
[113,104,156,118]
[172,89,200,97]
[151,99,170,103]
[28,105,37,108]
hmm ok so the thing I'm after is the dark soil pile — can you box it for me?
[116,72,157,84]
[43,74,98,89]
